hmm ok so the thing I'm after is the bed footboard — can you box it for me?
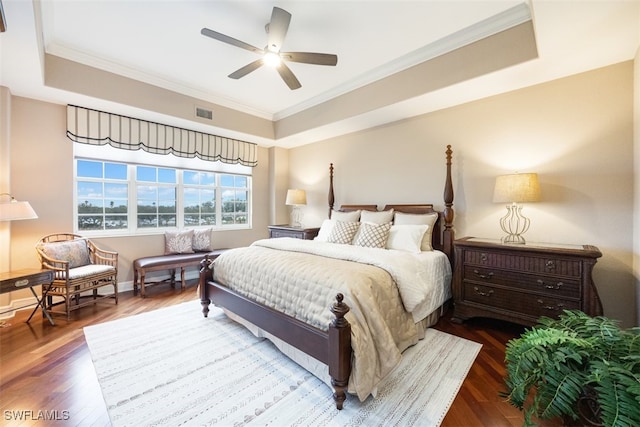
[198,255,352,410]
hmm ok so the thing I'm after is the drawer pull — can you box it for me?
[537,279,563,290]
[14,279,30,287]
[480,253,488,262]
[473,286,494,297]
[537,299,564,311]
[545,260,556,271]
[473,270,494,280]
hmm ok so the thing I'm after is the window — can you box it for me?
[75,159,251,234]
[77,160,128,231]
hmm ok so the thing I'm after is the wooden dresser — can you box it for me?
[452,237,602,327]
[268,225,320,240]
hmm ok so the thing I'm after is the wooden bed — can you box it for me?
[199,145,454,409]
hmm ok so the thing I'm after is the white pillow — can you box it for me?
[360,209,394,224]
[353,222,391,248]
[314,219,335,242]
[386,225,429,253]
[393,212,438,251]
[331,210,361,222]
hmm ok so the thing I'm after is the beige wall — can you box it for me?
[634,44,640,326]
[2,61,637,327]
[5,98,272,303]
[291,62,637,327]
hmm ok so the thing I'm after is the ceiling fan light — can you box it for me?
[263,51,281,67]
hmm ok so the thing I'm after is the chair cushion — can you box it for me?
[68,264,116,279]
[41,239,91,268]
[134,250,227,269]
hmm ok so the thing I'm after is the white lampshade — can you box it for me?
[493,173,541,203]
[0,195,38,221]
[285,189,307,206]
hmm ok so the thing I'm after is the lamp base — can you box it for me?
[501,234,527,244]
[290,206,303,228]
[499,203,530,245]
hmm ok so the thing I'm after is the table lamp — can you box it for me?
[492,173,540,244]
[285,189,306,228]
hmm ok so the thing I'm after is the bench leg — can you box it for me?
[133,268,139,296]
[181,267,186,291]
[140,272,146,298]
[170,269,176,289]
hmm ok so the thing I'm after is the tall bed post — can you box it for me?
[443,145,455,259]
[328,163,335,218]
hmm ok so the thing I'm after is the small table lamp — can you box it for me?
[0,193,38,221]
[492,173,540,244]
[285,189,307,228]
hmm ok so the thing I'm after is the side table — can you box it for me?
[0,269,56,325]
[268,225,320,240]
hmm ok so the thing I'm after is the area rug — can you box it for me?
[84,300,481,426]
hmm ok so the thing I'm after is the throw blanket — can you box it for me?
[212,238,452,401]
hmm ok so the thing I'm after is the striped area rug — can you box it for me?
[84,300,481,426]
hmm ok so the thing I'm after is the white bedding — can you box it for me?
[252,238,452,322]
[211,237,452,401]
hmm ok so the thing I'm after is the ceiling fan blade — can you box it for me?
[228,59,264,79]
[276,62,301,90]
[201,28,263,54]
[266,7,291,52]
[281,52,338,66]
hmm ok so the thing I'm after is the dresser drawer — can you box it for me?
[0,270,54,294]
[463,250,583,278]
[463,282,580,319]
[270,229,303,239]
[463,265,581,299]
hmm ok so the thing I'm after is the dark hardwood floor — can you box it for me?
[1,283,561,426]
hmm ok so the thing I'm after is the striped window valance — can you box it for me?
[66,105,258,167]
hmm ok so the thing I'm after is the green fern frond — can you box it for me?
[503,310,640,427]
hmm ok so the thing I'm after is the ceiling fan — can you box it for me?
[201,6,338,90]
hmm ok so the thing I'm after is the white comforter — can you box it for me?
[211,238,452,400]
[253,238,451,321]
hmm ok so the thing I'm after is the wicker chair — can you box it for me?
[35,233,118,320]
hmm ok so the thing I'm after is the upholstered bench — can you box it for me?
[133,249,227,298]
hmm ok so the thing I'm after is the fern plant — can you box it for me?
[502,310,640,427]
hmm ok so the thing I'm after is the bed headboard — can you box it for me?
[326,146,455,261]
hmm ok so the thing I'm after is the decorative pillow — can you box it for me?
[360,209,394,224]
[41,239,91,268]
[327,221,360,245]
[192,228,213,252]
[353,222,391,248]
[164,230,195,254]
[331,210,361,222]
[386,225,429,253]
[393,212,438,251]
[314,219,335,242]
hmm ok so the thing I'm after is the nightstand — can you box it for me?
[452,237,602,327]
[268,225,320,240]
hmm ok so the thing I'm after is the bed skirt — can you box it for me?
[221,302,447,399]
